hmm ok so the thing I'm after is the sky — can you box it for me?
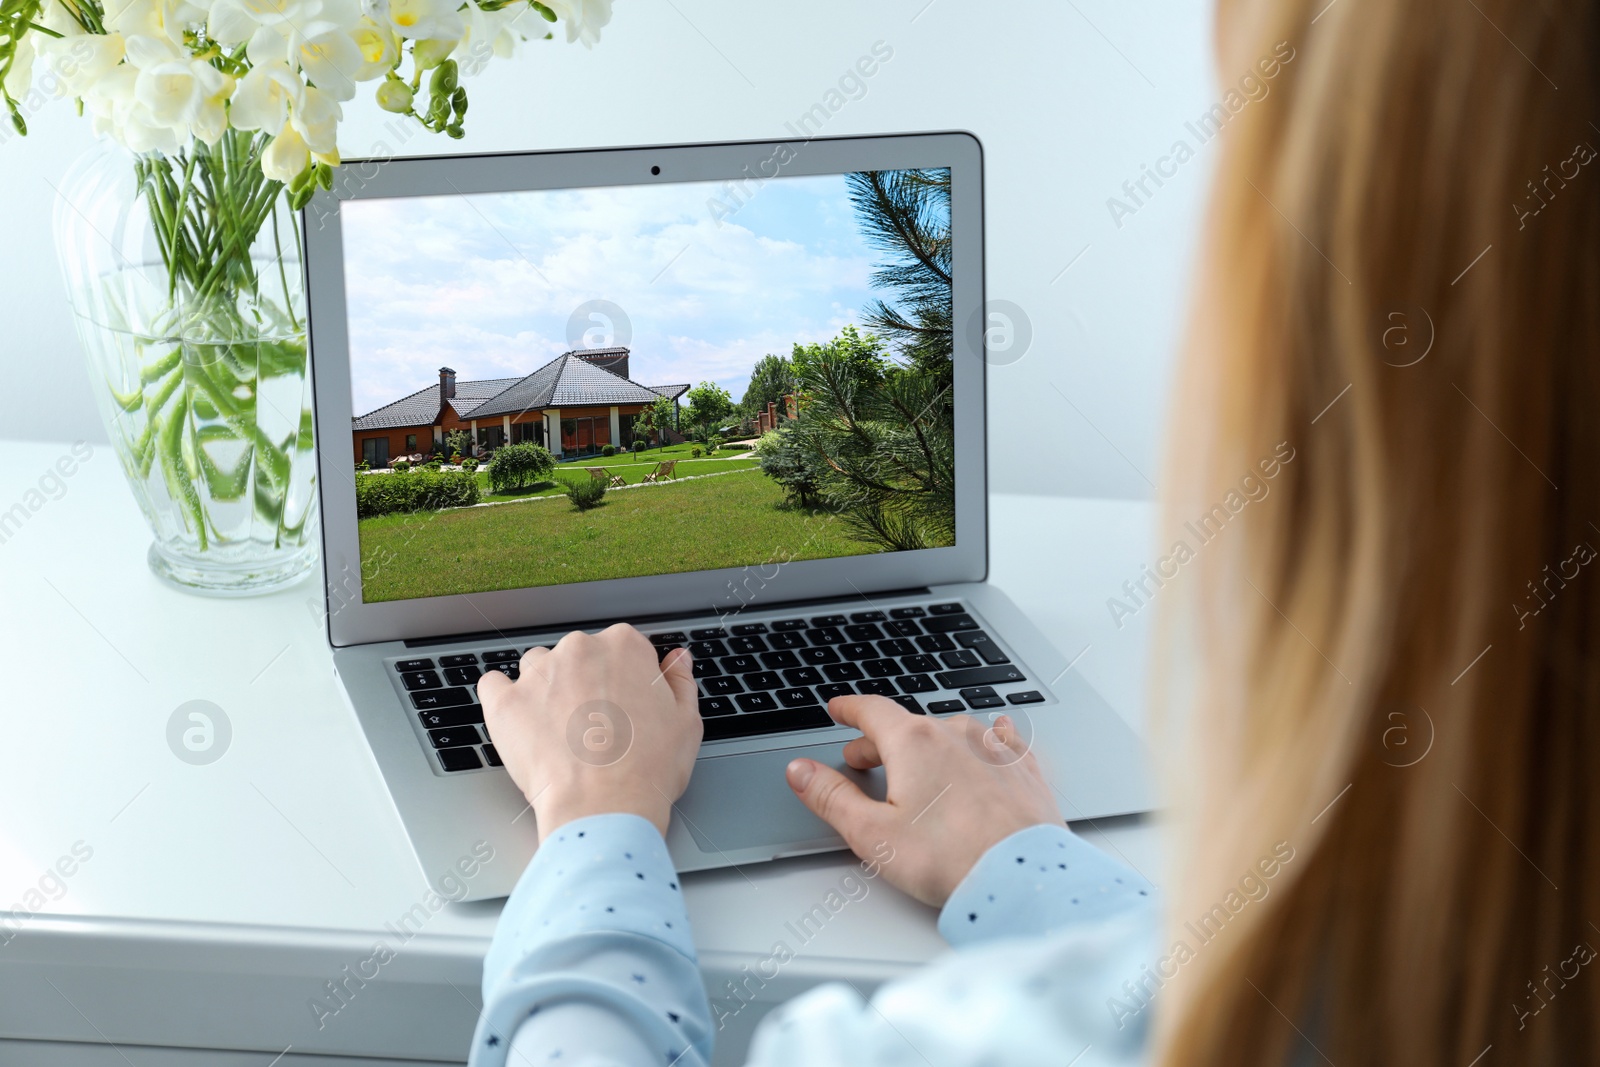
[340,172,888,418]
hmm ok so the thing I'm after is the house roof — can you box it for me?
[352,349,683,431]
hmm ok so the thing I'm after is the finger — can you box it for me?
[518,644,553,683]
[476,666,512,709]
[841,734,883,771]
[825,694,915,740]
[786,758,885,850]
[659,647,698,711]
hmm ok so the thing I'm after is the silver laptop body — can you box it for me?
[303,132,1151,902]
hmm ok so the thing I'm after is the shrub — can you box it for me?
[600,444,616,457]
[449,452,463,465]
[757,425,826,508]
[706,435,723,455]
[691,446,703,457]
[562,476,606,511]
[391,458,410,472]
[355,459,370,472]
[461,457,479,472]
[632,439,646,454]
[423,458,441,472]
[355,470,480,517]
[721,442,751,452]
[488,441,555,493]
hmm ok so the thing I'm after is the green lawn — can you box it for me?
[359,468,877,600]
[476,449,758,503]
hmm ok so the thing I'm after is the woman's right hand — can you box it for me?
[785,695,1064,908]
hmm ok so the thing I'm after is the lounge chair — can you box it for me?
[587,467,626,488]
[641,460,678,483]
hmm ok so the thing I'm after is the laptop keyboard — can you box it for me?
[390,601,1048,773]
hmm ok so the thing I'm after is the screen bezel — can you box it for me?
[305,131,987,648]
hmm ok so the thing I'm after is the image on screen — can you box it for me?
[343,167,954,602]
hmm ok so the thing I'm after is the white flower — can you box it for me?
[289,26,364,99]
[85,65,184,154]
[2,32,36,99]
[36,33,127,99]
[261,119,309,181]
[209,0,362,47]
[543,0,611,48]
[410,36,455,69]
[384,0,463,42]
[290,83,341,157]
[103,0,191,47]
[227,58,305,133]
[133,52,234,143]
[349,17,399,80]
[456,1,526,75]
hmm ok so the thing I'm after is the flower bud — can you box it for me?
[412,38,455,70]
[375,80,413,113]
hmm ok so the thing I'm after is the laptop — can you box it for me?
[303,131,1151,902]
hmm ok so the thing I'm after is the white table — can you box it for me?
[0,439,1162,1066]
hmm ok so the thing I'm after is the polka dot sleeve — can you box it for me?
[936,823,1156,948]
[471,813,711,1067]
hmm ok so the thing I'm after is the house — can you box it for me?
[351,347,690,467]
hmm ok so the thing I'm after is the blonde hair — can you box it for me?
[1152,0,1600,1063]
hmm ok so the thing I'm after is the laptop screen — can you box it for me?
[341,168,954,602]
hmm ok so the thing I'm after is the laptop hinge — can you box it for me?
[401,586,936,649]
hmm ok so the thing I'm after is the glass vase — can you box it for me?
[53,132,318,596]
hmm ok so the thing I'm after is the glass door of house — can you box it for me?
[560,417,610,456]
[361,437,389,468]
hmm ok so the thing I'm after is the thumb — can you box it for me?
[476,667,511,710]
[787,758,881,849]
[660,647,698,711]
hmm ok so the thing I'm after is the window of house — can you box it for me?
[405,433,417,452]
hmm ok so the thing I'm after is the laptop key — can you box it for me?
[482,744,503,767]
[849,611,886,623]
[807,626,845,645]
[844,623,885,642]
[704,676,744,696]
[703,705,832,741]
[915,633,957,653]
[884,619,922,638]
[810,614,847,627]
[877,638,916,658]
[721,654,761,674]
[863,658,903,678]
[898,674,937,694]
[728,635,767,654]
[923,614,980,634]
[731,622,769,635]
[816,683,855,702]
[800,646,840,665]
[437,746,483,772]
[783,667,824,687]
[940,649,982,669]
[443,665,482,687]
[928,602,965,615]
[439,653,478,667]
[699,696,738,717]
[903,654,940,674]
[418,706,484,729]
[692,658,721,679]
[484,662,520,680]
[734,691,780,713]
[396,658,434,672]
[823,662,865,682]
[928,699,966,714]
[760,650,801,670]
[482,649,520,662]
[649,632,688,645]
[856,678,898,696]
[776,687,820,708]
[769,631,809,650]
[960,685,1005,709]
[839,642,876,661]
[955,630,1012,664]
[401,670,442,691]
[689,639,729,658]
[889,606,927,618]
[771,619,809,632]
[691,628,728,640]
[411,688,474,710]
[890,695,925,714]
[1008,690,1046,705]
[655,644,684,663]
[936,665,1027,689]
[745,671,784,691]
[429,726,480,749]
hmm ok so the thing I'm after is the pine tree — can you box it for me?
[845,169,953,380]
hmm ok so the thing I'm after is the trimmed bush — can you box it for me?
[691,446,703,458]
[562,476,607,511]
[356,470,480,518]
[631,439,646,454]
[488,442,555,493]
[757,425,825,507]
[461,457,479,472]
[600,444,616,457]
[391,458,410,472]
[706,435,723,455]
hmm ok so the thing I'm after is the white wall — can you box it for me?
[0,0,1217,500]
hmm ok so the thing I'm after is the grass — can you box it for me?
[358,467,877,600]
[476,452,759,502]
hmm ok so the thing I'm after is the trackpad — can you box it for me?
[677,741,886,854]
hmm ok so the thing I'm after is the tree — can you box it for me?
[445,428,471,458]
[740,354,797,419]
[846,169,953,381]
[634,395,676,453]
[487,442,555,494]
[682,382,735,442]
[756,424,827,509]
[790,325,887,394]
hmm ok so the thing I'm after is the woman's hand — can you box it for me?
[478,624,702,842]
[786,696,1063,907]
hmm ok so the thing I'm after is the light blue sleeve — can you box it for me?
[470,812,711,1067]
[937,822,1157,946]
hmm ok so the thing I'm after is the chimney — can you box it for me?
[439,367,456,399]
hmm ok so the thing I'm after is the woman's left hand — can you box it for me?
[478,624,702,841]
